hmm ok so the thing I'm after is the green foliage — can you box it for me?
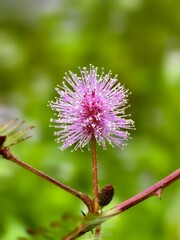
[0,0,180,239]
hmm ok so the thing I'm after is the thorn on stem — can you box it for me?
[155,188,163,199]
[80,211,93,233]
[81,211,86,217]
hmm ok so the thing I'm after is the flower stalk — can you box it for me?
[91,137,101,239]
[92,137,99,213]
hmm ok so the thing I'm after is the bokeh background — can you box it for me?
[0,0,180,239]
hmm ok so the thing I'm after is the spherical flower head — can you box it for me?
[49,65,134,151]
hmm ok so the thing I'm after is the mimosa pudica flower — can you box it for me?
[50,66,134,151]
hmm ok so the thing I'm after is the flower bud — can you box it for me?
[98,184,114,208]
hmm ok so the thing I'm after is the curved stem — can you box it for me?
[0,147,94,212]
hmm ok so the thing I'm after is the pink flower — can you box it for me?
[50,66,134,150]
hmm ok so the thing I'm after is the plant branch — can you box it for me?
[0,147,94,213]
[105,168,180,218]
[62,169,180,240]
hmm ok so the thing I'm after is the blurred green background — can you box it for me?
[0,0,180,239]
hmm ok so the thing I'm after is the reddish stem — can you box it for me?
[92,137,99,213]
[95,225,101,238]
[62,169,180,239]
[0,147,94,212]
[91,137,101,239]
[106,168,180,217]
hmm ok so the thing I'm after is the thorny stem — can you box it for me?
[106,168,180,218]
[62,169,180,240]
[0,147,94,213]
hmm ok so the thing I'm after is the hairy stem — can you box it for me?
[62,169,180,240]
[0,147,94,212]
[92,137,99,212]
[91,138,101,240]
